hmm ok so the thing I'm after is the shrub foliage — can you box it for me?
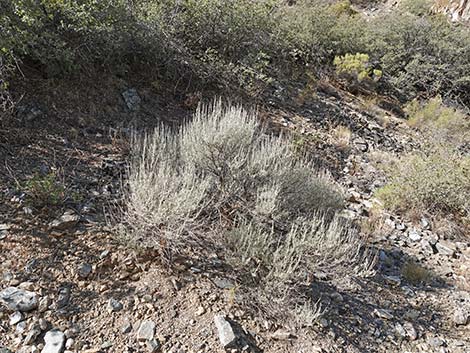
[119,101,372,322]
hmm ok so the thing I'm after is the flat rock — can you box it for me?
[214,315,237,348]
[374,308,394,320]
[49,211,79,231]
[137,320,155,341]
[436,241,456,256]
[0,287,38,312]
[9,311,24,325]
[408,229,422,242]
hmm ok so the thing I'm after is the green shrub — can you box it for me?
[375,146,470,220]
[334,53,382,82]
[23,172,66,208]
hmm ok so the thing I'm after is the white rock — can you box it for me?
[41,329,65,353]
[214,315,237,348]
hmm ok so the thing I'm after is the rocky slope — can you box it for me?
[0,79,469,352]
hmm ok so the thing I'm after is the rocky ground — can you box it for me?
[0,82,469,352]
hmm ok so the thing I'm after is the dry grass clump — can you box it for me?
[118,100,373,324]
[401,261,432,285]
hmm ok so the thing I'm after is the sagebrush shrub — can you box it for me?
[119,100,372,323]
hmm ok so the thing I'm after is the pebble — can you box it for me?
[24,325,41,345]
[41,330,65,353]
[212,278,235,290]
[453,308,469,326]
[10,311,24,325]
[374,308,394,320]
[107,298,123,313]
[121,319,132,334]
[195,306,205,316]
[146,339,160,353]
[408,229,422,242]
[137,320,155,341]
[0,287,39,312]
[77,263,92,279]
[214,315,237,348]
[436,241,455,256]
[65,339,74,350]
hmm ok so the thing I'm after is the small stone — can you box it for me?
[146,339,160,353]
[24,326,41,345]
[395,323,407,338]
[17,321,27,334]
[195,306,205,316]
[374,308,394,320]
[213,278,235,289]
[453,308,469,326]
[137,320,155,341]
[427,337,445,348]
[436,241,455,256]
[404,322,418,340]
[122,88,141,111]
[408,229,422,242]
[383,275,401,286]
[77,263,92,279]
[39,319,49,331]
[121,320,132,334]
[49,211,79,231]
[420,217,430,230]
[41,329,65,353]
[107,298,123,313]
[396,223,407,231]
[101,341,112,349]
[214,315,237,348]
[56,288,71,309]
[10,311,24,325]
[38,297,51,313]
[0,287,39,312]
[271,329,293,340]
[65,339,74,350]
[141,294,153,303]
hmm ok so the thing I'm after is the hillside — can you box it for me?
[0,1,469,353]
